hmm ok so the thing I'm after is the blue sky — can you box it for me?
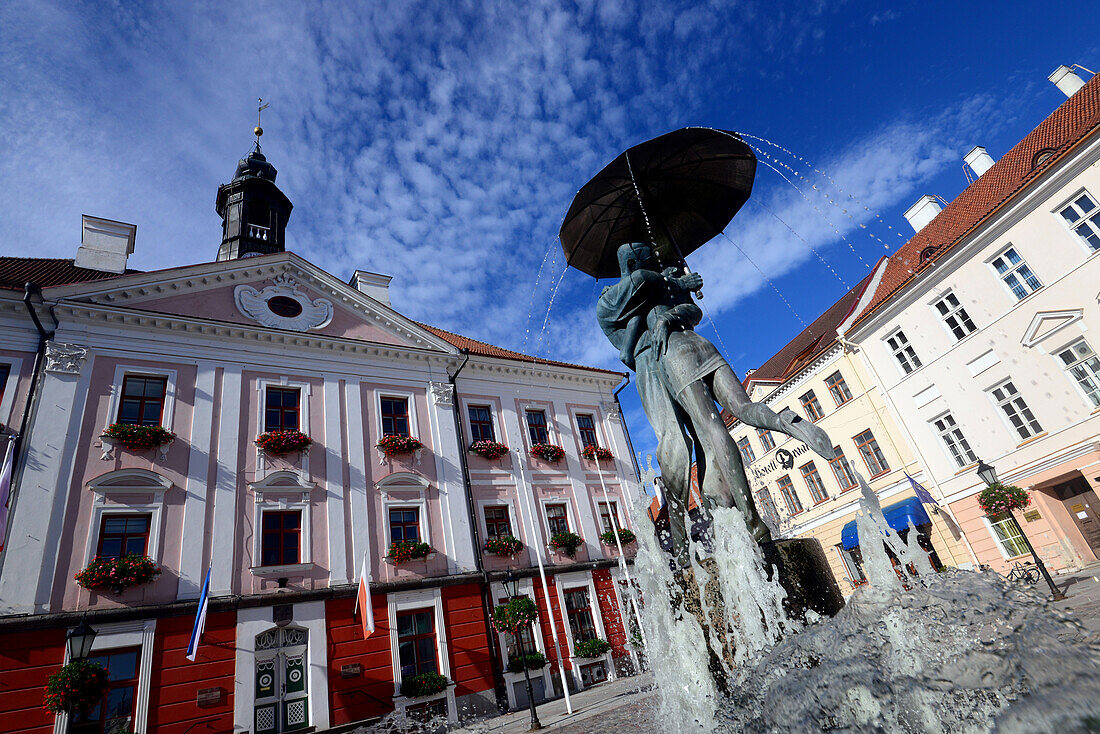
[2,1,1098,463]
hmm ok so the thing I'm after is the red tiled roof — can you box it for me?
[419,323,625,377]
[0,257,140,290]
[852,74,1100,328]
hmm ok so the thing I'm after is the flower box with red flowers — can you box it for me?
[492,595,539,634]
[574,638,611,658]
[43,659,109,715]
[548,531,583,558]
[529,443,565,462]
[581,445,614,462]
[977,483,1031,516]
[100,423,175,451]
[75,554,160,595]
[400,671,451,699]
[599,528,637,546]
[387,540,432,564]
[483,535,524,556]
[376,434,424,457]
[254,429,312,456]
[469,440,509,460]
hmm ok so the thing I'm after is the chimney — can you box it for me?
[1049,65,1086,98]
[903,195,943,233]
[964,146,996,178]
[75,215,136,274]
[349,270,392,307]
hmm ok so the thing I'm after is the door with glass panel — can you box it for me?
[255,627,309,732]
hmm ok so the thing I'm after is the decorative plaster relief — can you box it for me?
[601,400,621,421]
[234,273,334,331]
[429,381,454,406]
[1021,309,1083,349]
[44,342,88,374]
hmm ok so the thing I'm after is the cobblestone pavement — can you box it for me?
[450,565,1100,734]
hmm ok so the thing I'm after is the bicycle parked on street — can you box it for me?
[1006,560,1041,585]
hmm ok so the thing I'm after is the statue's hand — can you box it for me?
[678,271,703,292]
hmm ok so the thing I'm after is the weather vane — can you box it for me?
[255,97,270,145]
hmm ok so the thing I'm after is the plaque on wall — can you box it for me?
[1023,510,1041,522]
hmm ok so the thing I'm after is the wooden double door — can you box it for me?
[1051,476,1100,557]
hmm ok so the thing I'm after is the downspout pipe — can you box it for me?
[0,284,53,568]
[448,350,508,711]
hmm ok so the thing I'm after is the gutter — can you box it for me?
[448,349,508,711]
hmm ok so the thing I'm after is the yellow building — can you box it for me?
[728,262,975,595]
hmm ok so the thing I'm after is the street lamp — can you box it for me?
[66,615,97,662]
[975,459,1065,601]
[503,570,541,731]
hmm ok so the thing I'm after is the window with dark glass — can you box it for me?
[576,414,598,448]
[736,436,756,465]
[564,588,597,642]
[499,595,536,658]
[389,508,421,543]
[933,292,978,341]
[468,405,495,442]
[526,409,549,444]
[70,647,141,734]
[829,448,858,491]
[1059,191,1100,252]
[546,503,569,535]
[777,475,803,515]
[886,330,922,374]
[800,390,825,421]
[381,397,409,437]
[397,609,438,677]
[484,506,512,539]
[97,515,151,559]
[800,462,829,504]
[264,386,300,432]
[854,429,890,476]
[597,501,620,534]
[261,510,301,566]
[757,428,775,452]
[117,375,167,426]
[825,372,853,406]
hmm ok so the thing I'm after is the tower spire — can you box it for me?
[255,97,269,147]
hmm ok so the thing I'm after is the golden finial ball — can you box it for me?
[254,126,264,137]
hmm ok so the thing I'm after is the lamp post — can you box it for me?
[975,459,1064,600]
[66,614,97,662]
[503,570,541,731]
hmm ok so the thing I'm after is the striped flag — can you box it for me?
[0,437,15,553]
[355,554,375,638]
[185,567,212,661]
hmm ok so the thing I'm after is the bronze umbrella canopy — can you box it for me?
[559,127,756,280]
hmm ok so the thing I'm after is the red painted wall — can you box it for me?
[532,575,571,671]
[592,569,629,658]
[146,611,236,734]
[326,594,395,727]
[0,628,66,734]
[441,583,495,698]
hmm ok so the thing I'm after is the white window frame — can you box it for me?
[1055,188,1100,255]
[465,401,500,444]
[106,365,178,430]
[489,577,554,710]
[930,411,977,469]
[259,380,309,433]
[84,469,171,567]
[377,388,419,440]
[520,401,557,448]
[930,290,978,342]
[53,619,157,734]
[987,379,1043,441]
[0,356,24,428]
[477,497,520,543]
[981,514,1030,560]
[1055,338,1100,409]
[595,498,624,534]
[569,406,606,450]
[554,570,613,690]
[252,493,313,575]
[987,244,1043,302]
[539,496,578,540]
[388,588,457,722]
[884,328,922,375]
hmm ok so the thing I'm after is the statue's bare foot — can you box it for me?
[777,408,834,459]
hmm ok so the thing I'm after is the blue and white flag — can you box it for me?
[186,567,211,661]
[906,473,938,508]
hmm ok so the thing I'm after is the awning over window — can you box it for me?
[840,496,932,551]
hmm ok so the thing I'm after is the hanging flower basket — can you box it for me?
[254,429,312,456]
[582,445,614,462]
[484,536,524,556]
[530,443,565,462]
[549,531,583,558]
[574,638,611,658]
[388,540,432,563]
[507,651,548,673]
[600,528,637,546]
[100,423,175,451]
[43,659,109,715]
[75,554,160,595]
[977,483,1031,516]
[470,440,509,460]
[376,435,424,456]
[492,596,539,634]
[400,671,451,698]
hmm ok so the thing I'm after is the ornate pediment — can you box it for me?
[1021,309,1083,348]
[234,273,334,331]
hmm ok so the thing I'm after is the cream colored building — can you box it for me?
[843,66,1100,576]
[728,266,972,596]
